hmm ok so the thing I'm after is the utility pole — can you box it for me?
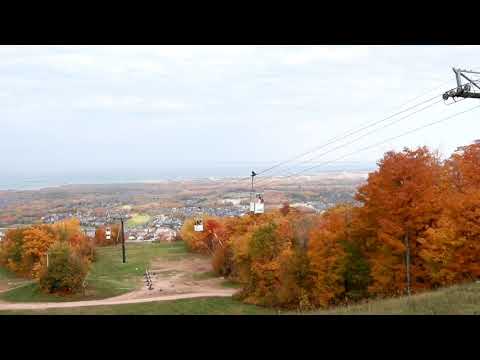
[120,218,126,263]
[443,67,480,100]
[250,171,257,214]
[404,230,411,297]
[114,216,127,263]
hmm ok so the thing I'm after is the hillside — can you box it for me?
[0,281,478,315]
[310,282,480,315]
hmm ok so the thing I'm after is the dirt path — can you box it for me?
[0,253,237,311]
[0,290,235,311]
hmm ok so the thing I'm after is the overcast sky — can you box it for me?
[1,45,480,177]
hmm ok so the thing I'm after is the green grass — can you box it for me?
[1,271,478,315]
[301,282,480,315]
[0,241,189,303]
[126,214,151,227]
[3,240,478,314]
[0,297,275,315]
[0,266,19,281]
[0,266,31,291]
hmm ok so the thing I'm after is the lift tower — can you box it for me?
[113,215,127,263]
[443,68,480,100]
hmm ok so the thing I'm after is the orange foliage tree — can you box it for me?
[180,217,227,255]
[94,224,120,247]
[418,142,480,285]
[0,218,96,285]
[355,147,443,296]
[177,144,480,309]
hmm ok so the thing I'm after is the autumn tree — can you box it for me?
[94,224,120,247]
[280,202,291,216]
[180,144,480,309]
[0,218,96,285]
[21,225,57,277]
[69,233,96,263]
[180,217,227,255]
[94,227,106,246]
[355,147,443,296]
[38,241,89,294]
[0,228,27,274]
[308,206,350,306]
[418,142,480,285]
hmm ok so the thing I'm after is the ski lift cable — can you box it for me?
[258,104,480,191]
[254,97,444,188]
[255,97,444,186]
[251,86,451,180]
[233,69,480,194]
[256,94,442,178]
[257,103,480,187]
[254,77,480,188]
[236,88,448,183]
[246,67,480,184]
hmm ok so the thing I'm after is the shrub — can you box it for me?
[38,242,89,294]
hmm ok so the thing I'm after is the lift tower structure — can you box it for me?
[443,67,480,100]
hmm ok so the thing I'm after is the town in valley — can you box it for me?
[0,171,367,243]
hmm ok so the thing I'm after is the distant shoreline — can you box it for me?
[0,169,373,192]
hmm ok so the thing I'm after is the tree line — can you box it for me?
[0,219,121,295]
[180,143,480,310]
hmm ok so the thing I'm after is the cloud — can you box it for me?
[73,95,187,112]
[1,45,480,175]
[281,46,371,65]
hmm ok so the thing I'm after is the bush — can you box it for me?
[38,242,89,294]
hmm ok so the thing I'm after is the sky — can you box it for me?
[1,45,480,180]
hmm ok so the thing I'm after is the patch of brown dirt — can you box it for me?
[108,255,233,301]
[0,255,236,311]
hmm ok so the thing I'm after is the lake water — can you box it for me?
[0,162,375,191]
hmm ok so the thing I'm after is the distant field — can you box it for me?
[126,213,151,227]
[0,242,189,303]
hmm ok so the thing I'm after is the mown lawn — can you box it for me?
[0,266,18,282]
[0,266,33,291]
[2,241,479,315]
[3,282,480,315]
[0,297,275,315]
[0,241,190,303]
[126,214,151,227]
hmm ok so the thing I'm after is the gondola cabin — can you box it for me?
[194,218,204,232]
[250,193,265,214]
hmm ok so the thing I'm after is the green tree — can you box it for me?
[38,242,89,294]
